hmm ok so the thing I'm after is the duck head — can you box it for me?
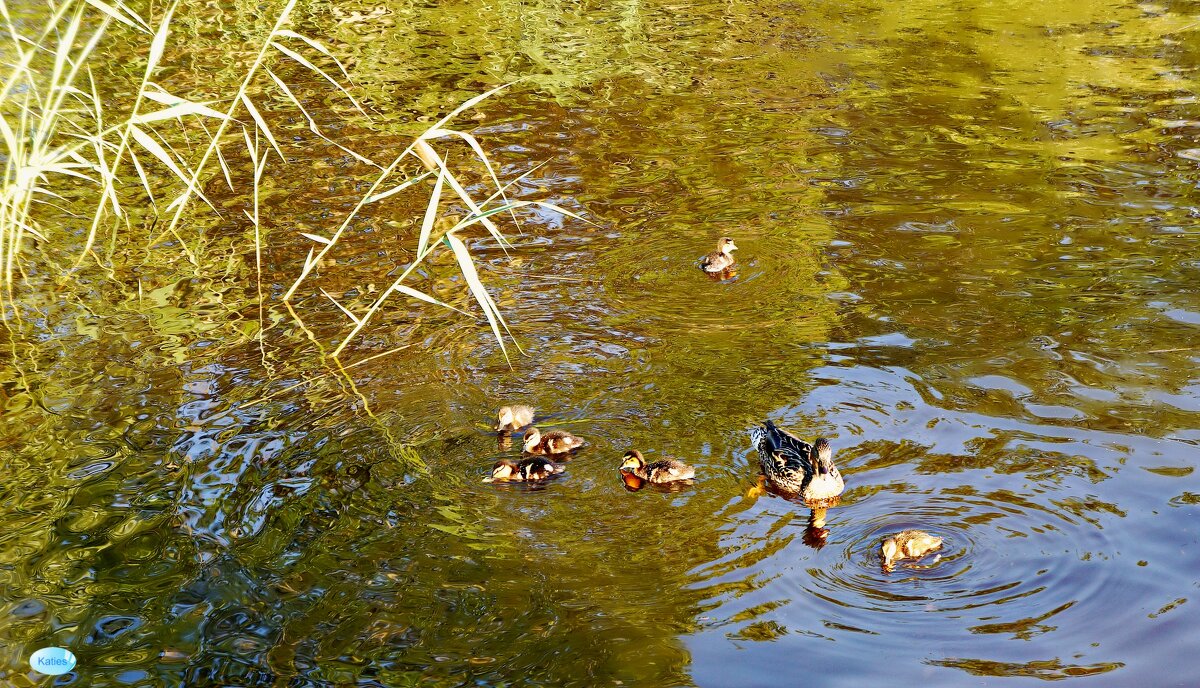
[620,450,646,472]
[484,459,519,483]
[718,237,737,254]
[812,438,833,474]
[495,406,516,431]
[522,426,542,453]
[881,536,900,567]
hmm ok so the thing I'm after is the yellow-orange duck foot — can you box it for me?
[745,476,767,499]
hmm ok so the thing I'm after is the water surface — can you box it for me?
[2,0,1200,685]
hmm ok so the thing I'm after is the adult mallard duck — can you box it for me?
[494,405,535,433]
[619,450,695,483]
[483,457,563,483]
[700,237,738,273]
[523,426,585,455]
[881,530,943,571]
[750,420,844,505]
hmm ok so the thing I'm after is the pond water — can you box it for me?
[3,0,1200,685]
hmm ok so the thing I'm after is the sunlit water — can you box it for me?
[3,0,1200,685]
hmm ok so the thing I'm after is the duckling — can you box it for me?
[494,405,535,433]
[881,530,943,571]
[750,420,844,505]
[522,426,585,455]
[482,457,563,483]
[619,450,695,483]
[700,237,738,273]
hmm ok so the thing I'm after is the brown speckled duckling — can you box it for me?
[494,405,535,433]
[881,530,943,571]
[700,237,738,273]
[522,426,585,455]
[619,450,695,484]
[483,457,563,483]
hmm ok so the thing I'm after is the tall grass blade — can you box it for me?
[269,41,363,115]
[411,139,511,251]
[320,287,361,325]
[274,30,356,84]
[146,3,175,70]
[417,168,445,259]
[132,100,231,125]
[30,187,66,201]
[239,93,284,161]
[394,284,469,315]
[129,126,214,209]
[364,170,432,203]
[265,68,378,169]
[299,232,332,245]
[35,163,96,183]
[83,67,123,217]
[140,85,192,106]
[158,0,298,244]
[425,81,515,135]
[126,148,157,206]
[206,120,235,190]
[81,0,149,31]
[424,127,516,223]
[283,150,410,301]
[445,232,512,364]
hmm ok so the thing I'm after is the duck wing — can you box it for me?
[649,459,695,482]
[543,430,584,452]
[753,420,812,473]
[701,251,731,272]
[519,457,562,480]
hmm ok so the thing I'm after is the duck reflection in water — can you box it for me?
[742,477,838,548]
[703,266,737,282]
[620,470,647,492]
[803,507,832,549]
[619,474,696,493]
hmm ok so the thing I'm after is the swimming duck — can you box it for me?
[483,457,563,483]
[700,237,737,273]
[523,426,585,455]
[495,405,535,433]
[881,530,943,571]
[750,420,844,505]
[619,450,695,483]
